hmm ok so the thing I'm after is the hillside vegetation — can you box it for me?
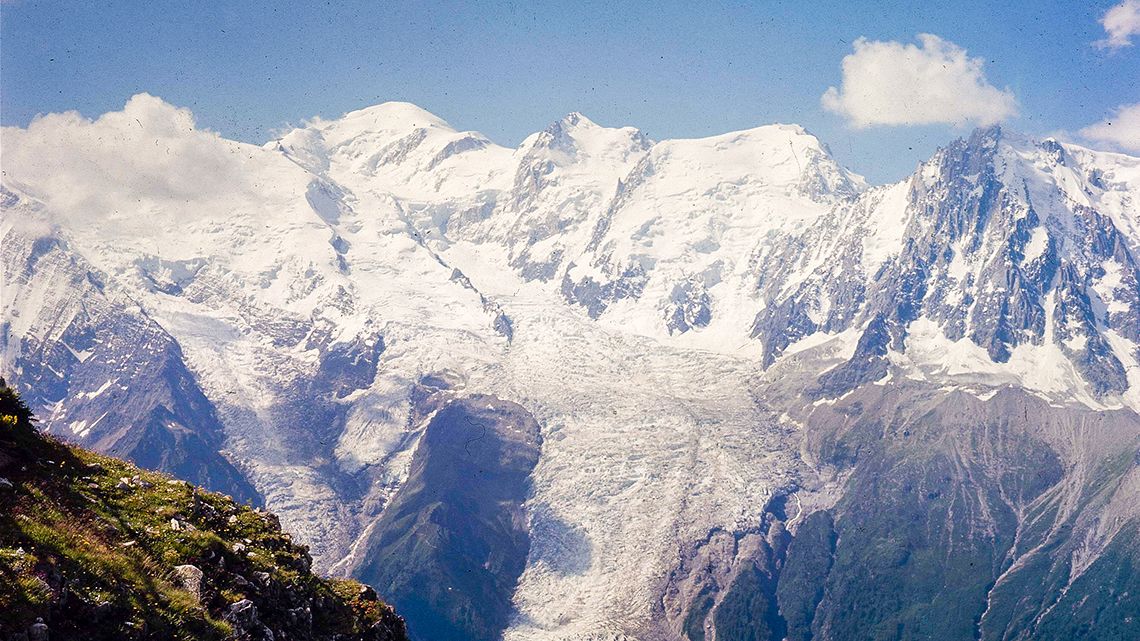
[0,379,407,641]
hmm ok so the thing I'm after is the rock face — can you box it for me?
[352,395,542,641]
[27,618,48,641]
[225,599,272,640]
[2,97,1140,639]
[748,127,1140,393]
[657,515,790,641]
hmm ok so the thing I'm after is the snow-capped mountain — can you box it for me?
[2,95,1139,640]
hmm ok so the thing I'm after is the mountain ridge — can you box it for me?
[2,96,1139,640]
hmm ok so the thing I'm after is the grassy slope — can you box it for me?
[0,382,407,641]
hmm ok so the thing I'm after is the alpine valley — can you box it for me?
[3,95,1139,640]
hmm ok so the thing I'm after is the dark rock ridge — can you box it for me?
[656,496,792,641]
[351,394,542,641]
[806,313,891,399]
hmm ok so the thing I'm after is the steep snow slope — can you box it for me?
[1,96,512,564]
[3,95,1140,640]
[557,124,865,347]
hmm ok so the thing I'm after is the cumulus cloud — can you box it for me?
[1079,102,1140,153]
[0,93,301,240]
[4,94,243,213]
[1097,0,1140,49]
[822,34,1018,129]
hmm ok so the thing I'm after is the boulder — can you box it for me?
[232,573,252,588]
[173,564,205,603]
[225,599,259,631]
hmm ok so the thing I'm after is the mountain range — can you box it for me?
[2,95,1139,640]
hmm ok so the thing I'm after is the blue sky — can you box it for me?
[2,0,1138,183]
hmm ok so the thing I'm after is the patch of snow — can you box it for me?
[859,181,911,273]
[64,343,94,363]
[1022,226,1049,265]
[898,318,1109,409]
[80,379,115,400]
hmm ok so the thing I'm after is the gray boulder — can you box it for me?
[225,599,259,632]
[172,564,205,603]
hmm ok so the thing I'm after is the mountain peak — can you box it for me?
[333,101,454,134]
[540,111,601,141]
[673,123,832,159]
[647,123,867,198]
[559,111,596,128]
[525,111,650,163]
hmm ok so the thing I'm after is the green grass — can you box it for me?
[0,381,405,640]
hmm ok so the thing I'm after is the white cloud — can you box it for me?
[822,34,1018,129]
[1079,102,1140,152]
[1097,1,1140,49]
[3,94,244,216]
[0,94,308,244]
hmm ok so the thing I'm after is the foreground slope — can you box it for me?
[0,380,407,641]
